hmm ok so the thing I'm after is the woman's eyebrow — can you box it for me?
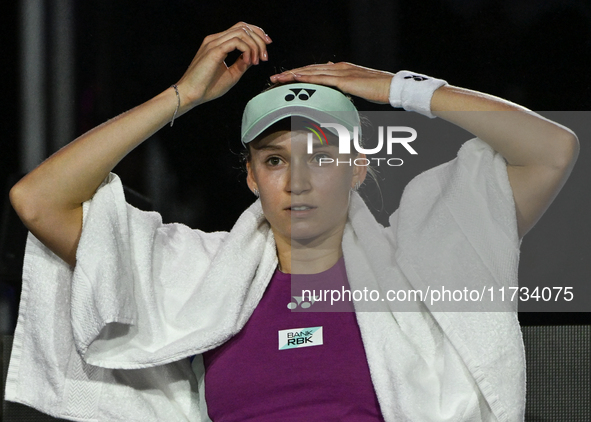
[309,143,339,151]
[253,144,286,152]
[311,142,337,148]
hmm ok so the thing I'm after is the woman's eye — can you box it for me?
[313,153,330,163]
[266,156,282,166]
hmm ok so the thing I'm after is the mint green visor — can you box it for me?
[241,83,360,145]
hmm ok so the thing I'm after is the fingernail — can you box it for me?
[263,51,268,61]
[265,34,273,43]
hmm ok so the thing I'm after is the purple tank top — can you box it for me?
[202,257,385,421]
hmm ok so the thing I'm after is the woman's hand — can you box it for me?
[176,22,272,111]
[270,62,394,104]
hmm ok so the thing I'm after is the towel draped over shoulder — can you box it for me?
[5,138,525,422]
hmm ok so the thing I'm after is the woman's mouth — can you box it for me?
[287,204,317,216]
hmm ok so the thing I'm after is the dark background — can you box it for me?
[1,0,590,327]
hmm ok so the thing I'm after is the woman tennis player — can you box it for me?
[6,22,578,421]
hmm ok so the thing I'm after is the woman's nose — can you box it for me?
[288,159,311,195]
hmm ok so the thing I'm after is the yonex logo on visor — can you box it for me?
[285,88,316,101]
[241,83,360,145]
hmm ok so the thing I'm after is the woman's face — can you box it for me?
[246,129,366,246]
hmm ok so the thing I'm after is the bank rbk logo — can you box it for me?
[285,88,316,101]
[278,326,324,350]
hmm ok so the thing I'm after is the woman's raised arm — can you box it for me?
[270,62,579,238]
[10,22,271,266]
[430,86,578,238]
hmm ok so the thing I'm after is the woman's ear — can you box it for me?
[352,153,368,189]
[246,160,258,194]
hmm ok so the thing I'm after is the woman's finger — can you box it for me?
[272,72,344,89]
[241,23,272,53]
[231,22,272,42]
[247,24,273,44]
[239,27,260,64]
[272,62,373,77]
[225,22,271,62]
[270,68,348,83]
[289,74,342,87]
[241,25,269,63]
[215,37,254,73]
[207,26,270,64]
[270,64,350,80]
[204,27,261,64]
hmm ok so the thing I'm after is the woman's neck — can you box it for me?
[273,227,344,274]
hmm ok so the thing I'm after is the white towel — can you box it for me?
[5,137,524,421]
[344,137,524,421]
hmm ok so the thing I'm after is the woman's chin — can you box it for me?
[289,226,336,245]
[270,217,346,246]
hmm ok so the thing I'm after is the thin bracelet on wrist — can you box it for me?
[170,84,181,127]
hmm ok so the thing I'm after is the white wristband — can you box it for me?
[389,71,447,118]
